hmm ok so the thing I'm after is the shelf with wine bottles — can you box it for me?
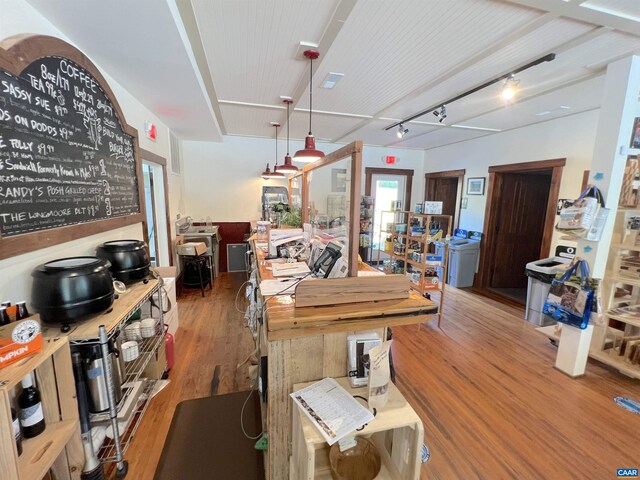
[0,336,82,480]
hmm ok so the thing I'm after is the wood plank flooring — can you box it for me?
[116,274,639,479]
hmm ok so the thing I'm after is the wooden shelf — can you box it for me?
[18,419,77,480]
[589,349,640,379]
[605,312,640,328]
[0,336,82,480]
[607,273,640,288]
[612,243,640,252]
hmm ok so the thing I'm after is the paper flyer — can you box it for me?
[368,340,393,409]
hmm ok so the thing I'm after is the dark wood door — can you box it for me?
[426,176,458,234]
[490,172,551,288]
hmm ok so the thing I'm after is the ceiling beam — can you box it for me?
[173,0,228,135]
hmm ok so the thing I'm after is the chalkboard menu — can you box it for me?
[0,55,140,237]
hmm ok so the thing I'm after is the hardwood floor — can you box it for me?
[116,274,639,479]
[110,273,256,479]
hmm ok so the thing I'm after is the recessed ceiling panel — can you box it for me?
[288,111,368,142]
[383,17,596,120]
[395,127,492,149]
[338,119,439,146]
[461,75,605,131]
[25,0,222,140]
[221,103,284,137]
[192,0,340,104]
[581,0,640,22]
[297,0,541,116]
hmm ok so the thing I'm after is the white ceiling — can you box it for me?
[24,0,640,151]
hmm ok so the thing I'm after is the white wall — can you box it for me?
[423,109,599,253]
[182,135,425,221]
[0,0,182,301]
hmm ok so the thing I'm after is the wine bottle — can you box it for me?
[11,407,23,456]
[0,306,10,326]
[18,373,46,438]
[16,301,29,320]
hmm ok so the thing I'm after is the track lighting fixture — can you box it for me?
[397,123,409,138]
[432,105,447,123]
[384,53,556,132]
[501,76,520,101]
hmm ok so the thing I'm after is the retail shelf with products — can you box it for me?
[590,208,640,379]
[376,211,452,327]
[359,195,375,263]
[0,337,82,480]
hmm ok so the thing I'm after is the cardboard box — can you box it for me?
[0,319,43,369]
[143,337,167,380]
[155,266,177,280]
[177,242,207,256]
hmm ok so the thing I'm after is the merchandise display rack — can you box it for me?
[589,207,640,378]
[359,195,375,263]
[376,210,452,327]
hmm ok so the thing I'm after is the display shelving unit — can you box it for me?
[0,337,82,480]
[41,279,165,466]
[376,210,452,327]
[359,196,375,263]
[589,207,640,378]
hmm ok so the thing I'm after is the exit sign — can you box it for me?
[385,155,396,165]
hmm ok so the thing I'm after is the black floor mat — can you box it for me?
[154,391,264,480]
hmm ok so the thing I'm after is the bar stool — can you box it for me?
[181,254,212,297]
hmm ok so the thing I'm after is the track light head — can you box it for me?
[501,76,519,101]
[433,105,447,123]
[397,123,409,138]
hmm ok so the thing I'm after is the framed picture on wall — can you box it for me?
[631,117,640,149]
[467,177,485,195]
[331,168,347,192]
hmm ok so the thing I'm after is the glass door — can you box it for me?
[371,174,407,253]
[142,161,169,266]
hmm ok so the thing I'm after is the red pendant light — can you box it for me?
[261,123,285,180]
[294,50,324,163]
[276,99,299,174]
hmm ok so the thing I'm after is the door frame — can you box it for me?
[424,169,465,230]
[475,158,565,288]
[364,167,414,211]
[140,148,173,266]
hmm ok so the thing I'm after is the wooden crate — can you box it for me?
[0,337,82,480]
[290,377,423,480]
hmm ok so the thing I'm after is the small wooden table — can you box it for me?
[291,377,423,480]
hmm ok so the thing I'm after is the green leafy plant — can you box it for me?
[274,203,302,227]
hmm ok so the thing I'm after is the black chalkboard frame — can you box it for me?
[0,34,145,260]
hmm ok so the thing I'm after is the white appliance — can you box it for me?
[347,332,382,387]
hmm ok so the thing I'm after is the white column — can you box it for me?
[578,55,640,278]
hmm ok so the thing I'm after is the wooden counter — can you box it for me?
[251,240,435,479]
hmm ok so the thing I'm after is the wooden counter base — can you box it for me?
[251,239,437,479]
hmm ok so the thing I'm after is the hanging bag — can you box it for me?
[542,259,594,329]
[556,185,604,237]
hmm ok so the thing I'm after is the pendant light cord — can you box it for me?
[308,57,313,135]
[286,102,290,155]
[274,125,278,166]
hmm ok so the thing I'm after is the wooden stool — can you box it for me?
[182,254,212,297]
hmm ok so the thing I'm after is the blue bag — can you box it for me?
[542,259,593,329]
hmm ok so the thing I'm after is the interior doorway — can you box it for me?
[141,148,172,267]
[424,169,465,234]
[365,167,413,263]
[476,159,565,305]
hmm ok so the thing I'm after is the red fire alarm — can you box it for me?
[145,121,157,141]
[385,155,396,165]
